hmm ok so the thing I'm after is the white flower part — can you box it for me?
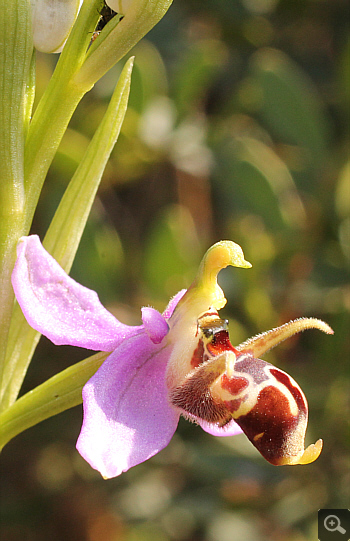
[31,0,83,53]
[105,0,133,16]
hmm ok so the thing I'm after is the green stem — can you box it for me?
[23,0,173,232]
[43,57,135,270]
[0,351,108,450]
[0,321,41,413]
[22,0,101,233]
[0,0,32,370]
[23,51,36,140]
[1,58,134,411]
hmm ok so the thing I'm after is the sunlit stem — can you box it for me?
[0,0,32,370]
[23,52,36,140]
[237,317,334,358]
[1,58,134,412]
[23,0,174,235]
[23,0,101,233]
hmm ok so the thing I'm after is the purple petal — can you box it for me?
[198,419,243,437]
[141,307,169,344]
[12,236,140,351]
[162,289,186,319]
[76,332,180,478]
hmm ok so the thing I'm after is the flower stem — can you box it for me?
[0,0,32,371]
[1,58,134,411]
[23,0,101,233]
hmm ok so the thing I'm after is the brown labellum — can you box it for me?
[169,310,330,466]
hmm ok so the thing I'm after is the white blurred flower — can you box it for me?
[31,0,83,53]
[139,96,176,150]
[170,116,214,177]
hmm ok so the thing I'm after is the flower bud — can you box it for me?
[31,0,83,53]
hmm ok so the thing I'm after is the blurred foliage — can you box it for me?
[1,0,349,540]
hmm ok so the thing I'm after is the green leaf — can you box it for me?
[44,57,135,270]
[0,352,107,450]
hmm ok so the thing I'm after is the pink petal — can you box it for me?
[141,307,169,344]
[12,236,140,351]
[198,419,243,437]
[162,289,186,319]
[76,333,180,478]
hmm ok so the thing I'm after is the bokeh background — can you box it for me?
[1,0,349,539]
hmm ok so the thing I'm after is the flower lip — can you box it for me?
[169,308,333,467]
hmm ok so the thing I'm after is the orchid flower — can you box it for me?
[12,235,333,479]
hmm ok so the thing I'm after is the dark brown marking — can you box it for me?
[170,358,229,424]
[270,368,306,414]
[191,339,205,369]
[234,385,306,464]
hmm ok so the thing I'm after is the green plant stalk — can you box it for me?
[23,0,102,234]
[0,0,32,372]
[23,51,36,140]
[1,58,134,411]
[0,321,41,413]
[0,351,108,450]
[44,56,135,270]
[23,0,173,236]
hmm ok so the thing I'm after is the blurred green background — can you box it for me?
[1,0,349,539]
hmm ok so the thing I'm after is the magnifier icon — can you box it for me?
[324,515,347,534]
